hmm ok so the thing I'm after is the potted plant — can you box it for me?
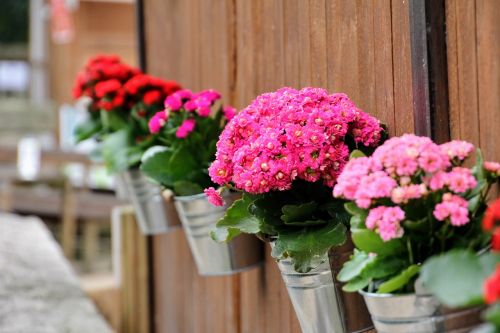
[420,194,500,333]
[207,87,385,333]
[140,88,262,275]
[72,55,183,234]
[334,134,500,332]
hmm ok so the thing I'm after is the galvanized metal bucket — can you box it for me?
[174,192,263,276]
[361,291,483,332]
[274,238,373,333]
[277,256,347,333]
[122,169,181,235]
[114,173,129,200]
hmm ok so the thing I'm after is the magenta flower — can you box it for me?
[176,118,196,138]
[208,87,384,194]
[148,111,167,134]
[433,193,469,226]
[222,106,236,120]
[204,187,225,207]
[165,95,182,111]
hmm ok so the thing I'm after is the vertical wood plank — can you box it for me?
[476,0,500,161]
[391,0,415,135]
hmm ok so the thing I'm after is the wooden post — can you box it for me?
[113,206,151,333]
[61,177,77,259]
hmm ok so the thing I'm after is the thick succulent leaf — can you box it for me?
[351,229,405,256]
[362,256,406,280]
[173,181,203,196]
[210,194,261,243]
[273,222,347,273]
[421,250,500,307]
[74,118,102,142]
[102,129,132,173]
[281,202,318,223]
[140,146,175,186]
[342,275,371,292]
[337,250,375,282]
[349,149,367,159]
[344,202,368,217]
[485,303,500,328]
[377,264,420,294]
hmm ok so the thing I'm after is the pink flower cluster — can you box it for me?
[148,88,234,139]
[485,161,500,176]
[204,187,225,206]
[165,89,222,117]
[433,193,469,226]
[334,134,480,240]
[366,206,405,241]
[208,87,384,194]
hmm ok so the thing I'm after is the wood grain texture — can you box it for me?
[446,0,500,163]
[142,0,422,332]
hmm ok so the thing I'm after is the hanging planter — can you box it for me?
[361,291,483,332]
[123,169,181,235]
[272,240,373,333]
[174,192,262,276]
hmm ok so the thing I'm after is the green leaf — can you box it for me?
[378,264,420,294]
[210,194,261,243]
[342,275,371,292]
[273,222,347,273]
[362,256,406,280]
[281,202,318,223]
[101,110,128,131]
[140,146,175,186]
[102,129,132,173]
[351,229,405,256]
[74,118,102,142]
[420,250,500,307]
[173,181,203,196]
[349,149,367,159]
[338,250,375,282]
[344,202,367,217]
[485,303,500,328]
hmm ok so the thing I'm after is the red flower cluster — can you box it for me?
[124,74,181,107]
[483,198,500,251]
[73,54,182,114]
[72,55,138,111]
[484,265,500,304]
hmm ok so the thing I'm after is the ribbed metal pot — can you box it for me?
[277,256,347,333]
[361,291,483,333]
[114,173,129,200]
[174,193,263,276]
[122,169,181,235]
[273,239,373,333]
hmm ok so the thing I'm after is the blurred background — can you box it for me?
[0,1,137,331]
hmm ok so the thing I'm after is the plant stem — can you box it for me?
[407,237,414,264]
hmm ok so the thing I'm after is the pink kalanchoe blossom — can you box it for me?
[208,87,384,194]
[366,206,405,241]
[440,140,474,161]
[176,119,196,138]
[204,187,225,207]
[485,161,500,175]
[222,106,236,120]
[446,167,477,193]
[165,95,182,111]
[433,193,470,226]
[148,111,167,134]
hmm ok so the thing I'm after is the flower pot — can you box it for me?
[114,173,129,200]
[361,291,483,332]
[273,239,373,333]
[275,242,373,333]
[174,193,263,276]
[122,169,181,235]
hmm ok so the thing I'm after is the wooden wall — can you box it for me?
[445,0,500,164]
[143,1,418,332]
[49,0,137,105]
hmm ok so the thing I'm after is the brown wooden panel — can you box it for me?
[143,0,418,332]
[446,0,500,165]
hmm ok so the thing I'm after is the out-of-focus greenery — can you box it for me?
[0,0,29,44]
